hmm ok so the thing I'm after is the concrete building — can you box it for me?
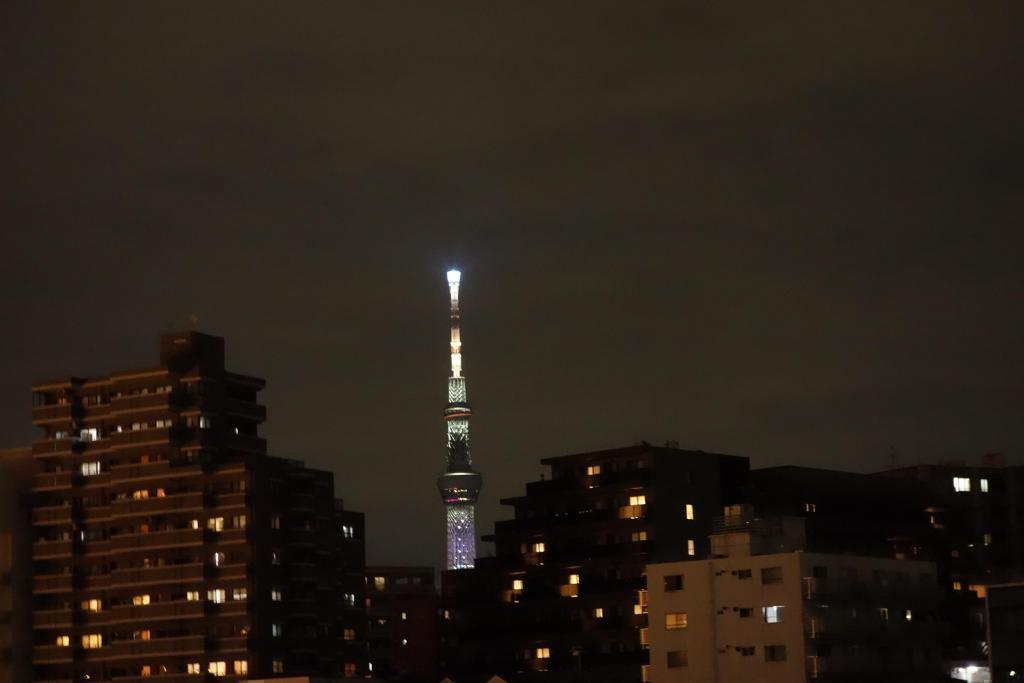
[441,443,749,682]
[0,447,37,683]
[646,506,947,682]
[365,566,439,681]
[27,331,367,681]
[986,582,1024,683]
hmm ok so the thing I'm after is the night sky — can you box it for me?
[2,3,1022,568]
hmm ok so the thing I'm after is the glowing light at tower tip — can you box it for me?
[447,269,461,285]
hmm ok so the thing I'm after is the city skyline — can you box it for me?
[2,3,1022,572]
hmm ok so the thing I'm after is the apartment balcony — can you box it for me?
[106,600,208,624]
[229,433,266,454]
[32,438,74,458]
[109,527,203,553]
[205,562,252,581]
[113,674,216,683]
[32,404,77,424]
[215,491,250,508]
[288,492,316,513]
[109,427,176,449]
[32,608,74,629]
[32,644,74,664]
[212,634,250,653]
[224,397,266,423]
[805,616,947,641]
[109,491,204,517]
[79,540,112,557]
[108,562,204,588]
[32,539,73,560]
[802,577,941,601]
[106,634,207,659]
[33,573,75,594]
[33,471,74,490]
[111,461,202,482]
[287,528,318,547]
[32,504,75,526]
[109,391,182,414]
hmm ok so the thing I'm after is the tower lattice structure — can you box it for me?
[437,269,483,570]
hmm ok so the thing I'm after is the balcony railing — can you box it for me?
[32,644,73,664]
[32,505,74,526]
[109,492,204,517]
[32,539,73,560]
[107,635,206,659]
[106,601,207,624]
[33,573,75,593]
[108,563,204,588]
[31,608,74,629]
[109,528,203,553]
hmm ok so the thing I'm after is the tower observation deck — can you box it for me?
[437,269,483,570]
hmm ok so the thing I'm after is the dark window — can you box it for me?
[761,567,782,584]
[737,569,752,579]
[666,650,687,668]
[664,574,684,592]
[765,645,787,662]
[738,608,753,618]
[738,646,755,656]
[812,566,828,579]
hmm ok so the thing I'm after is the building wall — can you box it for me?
[0,447,36,683]
[648,552,943,683]
[366,566,438,681]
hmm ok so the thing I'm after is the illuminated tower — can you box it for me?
[437,269,483,570]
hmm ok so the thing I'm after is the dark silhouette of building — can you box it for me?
[987,582,1024,683]
[28,331,366,682]
[0,447,37,683]
[441,443,749,682]
[366,566,439,681]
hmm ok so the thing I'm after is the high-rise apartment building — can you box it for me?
[646,507,946,682]
[441,443,749,682]
[0,447,37,683]
[366,566,439,681]
[28,331,366,682]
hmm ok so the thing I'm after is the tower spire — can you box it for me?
[438,268,482,570]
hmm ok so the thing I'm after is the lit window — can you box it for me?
[341,524,355,538]
[81,598,102,612]
[344,628,355,641]
[569,573,580,585]
[190,519,200,529]
[804,502,816,513]
[271,550,282,565]
[984,533,993,546]
[271,588,282,601]
[187,662,201,674]
[512,579,524,591]
[536,647,551,659]
[207,517,224,531]
[953,477,971,493]
[132,594,150,606]
[878,607,889,621]
[133,629,151,641]
[401,611,407,620]
[79,461,102,477]
[687,539,696,556]
[140,665,152,677]
[532,542,546,553]
[685,504,694,520]
[344,663,356,677]
[631,531,648,542]
[55,635,70,647]
[155,488,166,497]
[208,661,226,676]
[271,515,282,530]
[665,612,688,630]
[629,495,647,506]
[199,416,211,430]
[233,515,246,529]
[373,576,386,590]
[79,427,99,442]
[208,589,226,604]
[904,609,913,622]
[132,489,149,500]
[81,633,103,649]
[593,607,604,618]
[343,592,356,607]
[763,605,784,623]
[272,660,284,674]
[272,622,283,637]
[586,465,601,476]
[232,587,247,601]
[970,584,988,599]
[233,660,247,676]
[212,552,225,566]
[953,581,962,591]
[186,590,200,601]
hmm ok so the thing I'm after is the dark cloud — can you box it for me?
[1,2,1022,567]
